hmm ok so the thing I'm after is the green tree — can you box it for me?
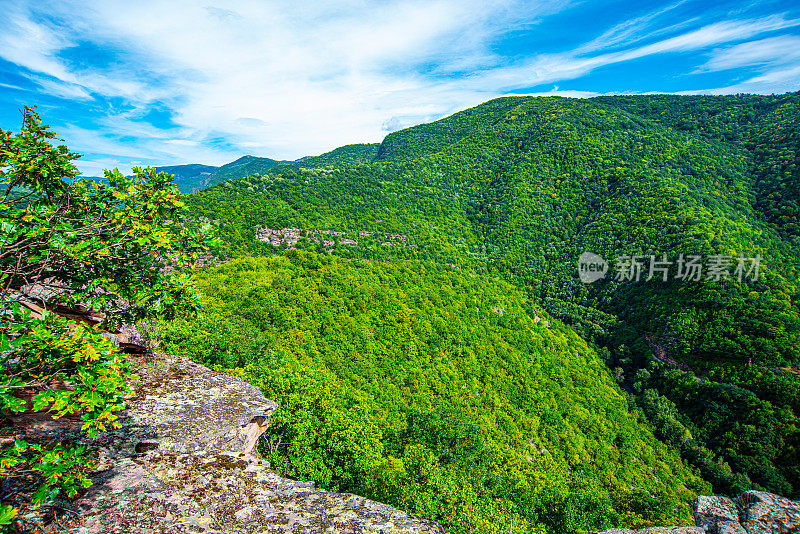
[0,107,215,527]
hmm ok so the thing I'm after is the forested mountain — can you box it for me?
[153,163,218,193]
[153,143,381,192]
[374,98,526,162]
[267,143,380,174]
[594,94,800,238]
[162,253,707,533]
[205,155,292,187]
[169,93,800,532]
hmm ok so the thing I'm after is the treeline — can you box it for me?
[161,253,707,534]
[182,93,800,501]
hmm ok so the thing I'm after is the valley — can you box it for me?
[157,93,800,532]
[3,3,799,533]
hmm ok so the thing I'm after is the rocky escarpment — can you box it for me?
[12,350,797,534]
[12,353,442,534]
[593,491,800,534]
[696,493,799,534]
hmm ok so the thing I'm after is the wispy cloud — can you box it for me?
[1,0,799,174]
[434,13,800,94]
[697,35,800,72]
[573,0,694,54]
[0,82,29,92]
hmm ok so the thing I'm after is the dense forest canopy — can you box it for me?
[162,254,707,534]
[162,92,800,532]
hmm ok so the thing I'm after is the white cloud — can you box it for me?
[573,0,694,54]
[0,82,30,92]
[672,34,800,95]
[1,1,799,174]
[440,13,800,98]
[25,75,93,100]
[748,63,800,84]
[698,35,800,72]
[2,0,557,169]
[612,14,800,60]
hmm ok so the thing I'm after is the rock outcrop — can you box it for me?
[77,453,441,534]
[15,349,797,534]
[593,491,800,534]
[694,495,746,534]
[737,492,799,534]
[108,353,278,457]
[12,353,441,534]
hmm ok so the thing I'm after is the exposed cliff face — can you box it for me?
[593,491,800,534]
[78,452,443,533]
[10,350,798,534]
[696,492,800,534]
[12,353,441,533]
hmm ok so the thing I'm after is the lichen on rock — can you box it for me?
[694,495,744,534]
[77,450,441,533]
[592,490,800,534]
[29,353,442,533]
[739,491,800,534]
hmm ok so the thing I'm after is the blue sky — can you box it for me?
[1,0,799,176]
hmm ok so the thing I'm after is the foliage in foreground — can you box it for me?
[162,253,709,534]
[0,108,213,526]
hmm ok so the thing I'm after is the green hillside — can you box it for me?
[267,143,380,174]
[168,144,380,190]
[79,164,220,193]
[154,163,218,193]
[162,253,707,534]
[184,93,800,500]
[206,155,291,186]
[594,94,800,238]
[375,97,529,162]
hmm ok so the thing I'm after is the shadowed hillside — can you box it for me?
[177,94,800,524]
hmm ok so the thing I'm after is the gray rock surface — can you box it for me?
[593,490,800,534]
[61,353,441,533]
[694,496,742,531]
[75,452,441,533]
[714,520,749,534]
[740,491,800,534]
[115,353,278,456]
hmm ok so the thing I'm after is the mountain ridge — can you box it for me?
[119,142,382,193]
[182,92,800,505]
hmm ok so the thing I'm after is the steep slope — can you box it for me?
[154,163,218,193]
[207,155,292,186]
[375,97,529,162]
[267,143,380,174]
[163,253,708,534]
[185,95,800,499]
[593,93,800,238]
[190,144,380,188]
[56,351,441,534]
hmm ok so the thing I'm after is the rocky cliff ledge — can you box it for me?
[12,352,799,534]
[14,353,442,534]
[593,491,800,534]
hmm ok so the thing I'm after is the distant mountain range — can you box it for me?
[83,143,381,193]
[152,163,219,193]
[183,92,800,504]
